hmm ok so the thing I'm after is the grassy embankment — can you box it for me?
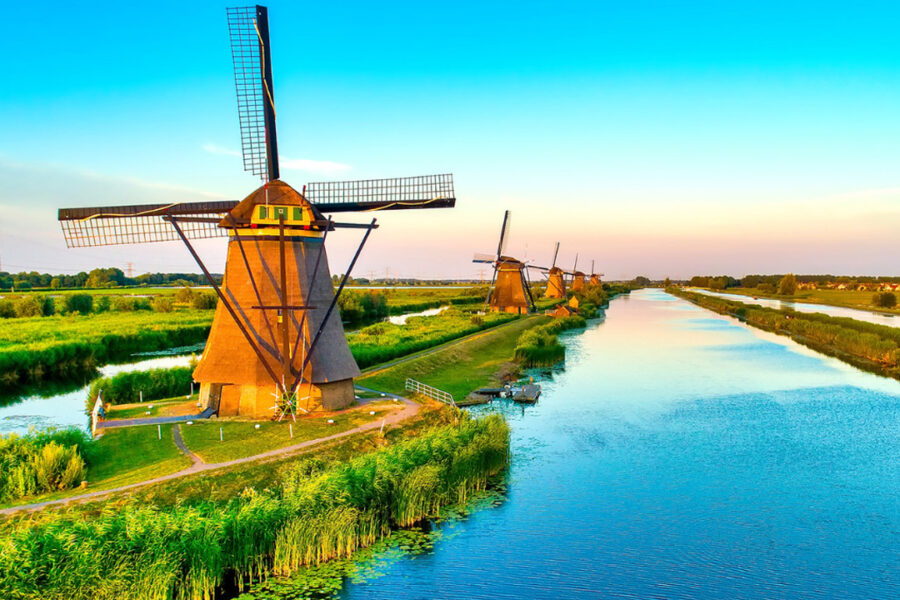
[707,286,900,315]
[0,414,509,600]
[360,315,550,400]
[673,288,900,378]
[0,310,213,388]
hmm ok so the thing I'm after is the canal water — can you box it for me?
[693,288,900,329]
[339,288,900,599]
[0,353,195,436]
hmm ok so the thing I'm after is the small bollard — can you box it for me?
[369,411,375,416]
[379,419,385,435]
[219,427,223,442]
[157,424,161,440]
[289,424,293,439]
[140,391,143,403]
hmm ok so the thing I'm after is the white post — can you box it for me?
[380,419,385,435]
[219,427,223,442]
[157,424,161,440]
[190,381,194,398]
[289,423,293,439]
[140,390,143,403]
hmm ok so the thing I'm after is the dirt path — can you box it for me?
[0,392,419,516]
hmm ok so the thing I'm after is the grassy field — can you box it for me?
[716,287,900,314]
[180,402,399,463]
[85,424,192,489]
[360,315,550,400]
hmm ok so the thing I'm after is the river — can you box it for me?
[693,288,900,329]
[0,354,195,436]
[339,288,900,599]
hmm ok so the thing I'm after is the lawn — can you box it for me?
[85,424,192,488]
[359,315,550,401]
[179,402,399,463]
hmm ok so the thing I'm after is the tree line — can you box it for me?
[0,268,220,291]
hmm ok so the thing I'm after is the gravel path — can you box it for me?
[0,391,418,515]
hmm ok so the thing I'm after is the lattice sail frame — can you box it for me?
[58,175,456,247]
[227,6,271,180]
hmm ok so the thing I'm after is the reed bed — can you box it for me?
[0,429,90,502]
[0,414,510,600]
[514,315,587,367]
[87,366,195,407]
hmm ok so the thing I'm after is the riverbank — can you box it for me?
[672,288,900,380]
[700,286,900,316]
[0,413,510,600]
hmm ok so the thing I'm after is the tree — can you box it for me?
[875,292,897,308]
[65,294,93,315]
[632,276,651,287]
[151,297,174,313]
[191,292,218,310]
[50,278,61,289]
[778,273,797,296]
[14,296,42,318]
[174,287,195,304]
[663,277,672,288]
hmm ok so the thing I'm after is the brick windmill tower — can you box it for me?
[589,260,604,286]
[472,211,535,314]
[58,6,456,418]
[536,242,567,299]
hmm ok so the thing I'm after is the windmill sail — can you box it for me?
[227,5,278,181]
[58,174,455,247]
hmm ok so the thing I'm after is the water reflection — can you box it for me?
[340,288,900,600]
[0,354,194,435]
[694,288,900,329]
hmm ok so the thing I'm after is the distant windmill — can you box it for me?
[473,211,535,314]
[570,254,586,292]
[589,260,604,286]
[534,242,567,299]
[58,6,456,419]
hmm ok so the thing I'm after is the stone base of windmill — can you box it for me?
[198,379,355,418]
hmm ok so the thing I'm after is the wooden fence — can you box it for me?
[405,378,456,407]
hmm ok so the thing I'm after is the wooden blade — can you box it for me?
[496,210,511,260]
[306,174,455,212]
[58,200,236,247]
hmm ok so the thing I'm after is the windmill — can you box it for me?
[472,211,535,314]
[534,242,567,299]
[57,6,456,418]
[589,260,604,286]
[570,254,586,292]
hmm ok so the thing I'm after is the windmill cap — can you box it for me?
[220,179,325,227]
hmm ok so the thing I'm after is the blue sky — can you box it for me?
[1,1,899,279]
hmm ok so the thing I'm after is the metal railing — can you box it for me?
[405,378,456,407]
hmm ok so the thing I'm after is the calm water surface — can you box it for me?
[0,354,195,435]
[694,288,900,329]
[341,288,900,600]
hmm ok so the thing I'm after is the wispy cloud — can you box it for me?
[202,143,351,175]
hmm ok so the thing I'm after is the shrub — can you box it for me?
[152,297,174,313]
[65,294,93,315]
[94,295,111,312]
[14,296,42,318]
[39,295,55,316]
[778,273,797,295]
[192,292,218,310]
[874,292,897,308]
[0,428,90,501]
[175,286,195,304]
[0,299,14,318]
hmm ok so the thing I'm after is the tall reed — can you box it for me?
[0,415,510,600]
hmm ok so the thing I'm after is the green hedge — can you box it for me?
[514,315,587,367]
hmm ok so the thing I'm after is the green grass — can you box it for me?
[180,404,397,463]
[360,316,550,401]
[84,424,191,488]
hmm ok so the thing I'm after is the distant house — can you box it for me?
[550,304,577,318]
